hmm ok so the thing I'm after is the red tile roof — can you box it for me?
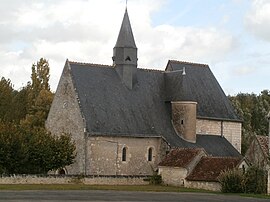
[256,135,269,158]
[158,148,205,168]
[186,157,242,182]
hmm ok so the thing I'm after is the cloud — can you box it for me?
[0,0,237,91]
[245,0,270,41]
[233,66,256,75]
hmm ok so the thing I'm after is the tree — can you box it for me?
[229,90,270,154]
[21,58,54,129]
[0,123,76,174]
[243,166,267,194]
[0,77,14,122]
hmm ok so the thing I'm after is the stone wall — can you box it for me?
[87,136,168,176]
[171,101,197,143]
[0,175,148,185]
[185,180,221,192]
[46,61,86,175]
[196,119,241,153]
[158,166,187,186]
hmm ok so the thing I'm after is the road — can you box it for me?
[0,190,269,202]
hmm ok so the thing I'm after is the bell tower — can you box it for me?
[113,9,138,89]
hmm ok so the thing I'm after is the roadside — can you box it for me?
[0,184,269,200]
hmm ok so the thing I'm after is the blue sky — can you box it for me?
[0,0,269,95]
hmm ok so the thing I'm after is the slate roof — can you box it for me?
[68,61,241,157]
[256,135,269,157]
[186,157,242,182]
[159,148,205,168]
[165,60,241,121]
[115,9,137,48]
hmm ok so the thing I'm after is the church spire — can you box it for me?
[114,9,137,49]
[113,9,138,89]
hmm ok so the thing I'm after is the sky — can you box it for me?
[0,0,269,95]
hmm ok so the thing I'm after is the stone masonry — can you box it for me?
[196,119,241,152]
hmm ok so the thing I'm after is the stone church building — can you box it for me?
[46,9,242,175]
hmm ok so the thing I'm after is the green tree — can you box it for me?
[243,166,267,194]
[21,58,54,129]
[0,123,75,174]
[0,77,14,122]
[229,90,270,154]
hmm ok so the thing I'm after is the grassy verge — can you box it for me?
[0,184,210,192]
[0,184,269,199]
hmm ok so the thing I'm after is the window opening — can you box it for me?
[125,56,131,61]
[148,148,153,161]
[122,147,127,161]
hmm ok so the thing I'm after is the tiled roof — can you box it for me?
[186,157,242,182]
[256,135,269,157]
[159,148,205,168]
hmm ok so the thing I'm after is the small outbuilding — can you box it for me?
[158,148,206,186]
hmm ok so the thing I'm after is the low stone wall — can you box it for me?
[185,180,221,192]
[0,175,149,185]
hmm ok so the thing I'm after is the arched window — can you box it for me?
[122,147,127,161]
[148,148,153,161]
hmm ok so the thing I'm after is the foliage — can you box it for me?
[21,58,54,129]
[243,166,267,194]
[0,122,76,174]
[218,166,267,194]
[218,169,244,193]
[229,90,270,154]
[149,172,162,185]
[0,77,14,122]
[0,58,76,174]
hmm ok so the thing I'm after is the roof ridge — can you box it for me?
[202,156,241,160]
[169,60,209,67]
[68,60,113,68]
[138,67,164,72]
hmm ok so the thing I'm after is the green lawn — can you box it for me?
[0,184,269,199]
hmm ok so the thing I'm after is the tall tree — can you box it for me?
[21,58,54,129]
[0,77,14,122]
[229,90,270,154]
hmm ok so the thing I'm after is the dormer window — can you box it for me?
[125,56,131,61]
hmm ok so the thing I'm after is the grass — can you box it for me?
[0,184,209,192]
[0,184,269,199]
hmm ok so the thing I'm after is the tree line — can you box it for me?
[0,58,75,174]
[229,90,270,154]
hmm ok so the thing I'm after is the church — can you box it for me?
[46,9,242,176]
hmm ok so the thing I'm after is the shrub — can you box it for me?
[149,172,162,185]
[218,169,244,193]
[243,166,267,194]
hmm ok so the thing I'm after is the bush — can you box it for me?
[149,172,162,185]
[243,166,267,194]
[218,169,244,193]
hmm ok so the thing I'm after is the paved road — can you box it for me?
[0,190,269,202]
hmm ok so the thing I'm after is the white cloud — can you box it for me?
[245,0,270,41]
[0,0,238,91]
